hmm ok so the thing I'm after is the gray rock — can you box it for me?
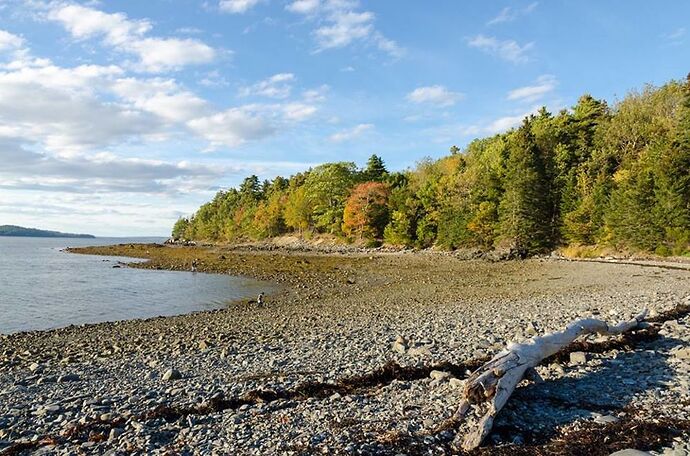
[429,370,450,381]
[58,373,80,382]
[570,351,587,365]
[391,341,406,354]
[594,414,619,424]
[449,378,464,389]
[673,347,690,360]
[162,369,182,381]
[108,428,123,441]
[407,346,431,357]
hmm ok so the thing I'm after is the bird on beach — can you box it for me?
[257,292,265,306]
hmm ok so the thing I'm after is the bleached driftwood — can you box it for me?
[452,309,648,451]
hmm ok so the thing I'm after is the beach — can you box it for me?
[1,244,689,455]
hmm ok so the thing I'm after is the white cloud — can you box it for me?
[0,60,163,153]
[0,139,223,194]
[302,84,329,103]
[187,108,277,149]
[487,7,515,26]
[47,4,151,44]
[127,38,216,72]
[282,102,317,121]
[286,0,321,15]
[239,73,295,99]
[663,27,686,45]
[468,34,533,64]
[112,77,210,123]
[487,3,538,26]
[507,74,556,102]
[406,85,464,107]
[287,0,402,57]
[44,3,216,72]
[219,0,262,13]
[329,123,373,142]
[0,30,24,51]
[315,10,373,49]
[485,106,541,134]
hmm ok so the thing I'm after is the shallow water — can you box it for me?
[0,237,271,334]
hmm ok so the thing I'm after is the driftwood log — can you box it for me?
[452,309,649,451]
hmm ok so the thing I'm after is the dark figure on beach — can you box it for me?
[257,292,265,306]
[191,259,198,272]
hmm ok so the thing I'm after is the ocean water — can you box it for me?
[0,237,271,334]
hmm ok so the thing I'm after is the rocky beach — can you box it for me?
[1,244,689,455]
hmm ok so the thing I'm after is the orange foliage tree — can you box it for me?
[342,182,391,240]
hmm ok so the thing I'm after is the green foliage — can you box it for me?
[498,119,553,254]
[175,76,690,256]
[172,217,190,239]
[303,162,359,234]
[363,154,388,181]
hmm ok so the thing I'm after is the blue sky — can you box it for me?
[0,0,688,236]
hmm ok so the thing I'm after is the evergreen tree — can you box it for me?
[363,154,388,181]
[498,118,552,254]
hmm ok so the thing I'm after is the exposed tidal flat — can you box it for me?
[1,244,689,455]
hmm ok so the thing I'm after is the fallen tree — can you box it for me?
[451,309,649,451]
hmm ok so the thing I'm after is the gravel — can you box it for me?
[1,245,689,455]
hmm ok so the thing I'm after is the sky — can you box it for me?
[0,0,688,236]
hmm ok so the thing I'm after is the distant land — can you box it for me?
[0,225,95,239]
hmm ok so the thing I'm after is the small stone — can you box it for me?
[58,373,80,383]
[570,351,587,365]
[407,346,432,357]
[329,393,341,401]
[162,369,182,381]
[525,322,538,336]
[673,347,690,360]
[594,414,619,424]
[28,363,41,372]
[429,370,450,381]
[551,363,566,375]
[108,428,123,441]
[198,340,211,351]
[449,378,464,389]
[392,341,406,354]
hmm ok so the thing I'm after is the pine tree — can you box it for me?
[363,154,388,181]
[498,118,552,255]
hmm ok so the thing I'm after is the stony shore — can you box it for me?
[1,244,689,455]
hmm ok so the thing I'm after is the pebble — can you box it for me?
[570,351,587,365]
[162,369,182,381]
[58,373,80,382]
[429,370,450,382]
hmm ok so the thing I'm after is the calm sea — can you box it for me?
[0,237,271,334]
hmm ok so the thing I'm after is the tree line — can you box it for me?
[173,75,690,256]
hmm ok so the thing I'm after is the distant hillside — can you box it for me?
[0,225,95,238]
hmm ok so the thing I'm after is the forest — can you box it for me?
[172,75,690,257]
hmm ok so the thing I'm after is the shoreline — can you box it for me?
[1,244,689,454]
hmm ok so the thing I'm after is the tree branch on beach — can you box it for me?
[451,309,649,450]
